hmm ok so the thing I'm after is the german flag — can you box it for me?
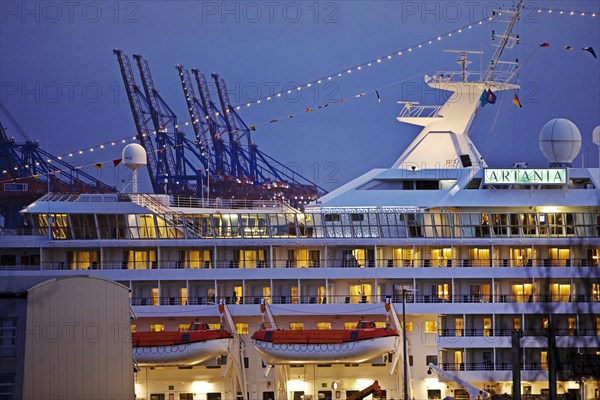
[513,94,522,108]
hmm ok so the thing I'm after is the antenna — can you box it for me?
[443,50,484,82]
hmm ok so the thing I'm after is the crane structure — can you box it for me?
[0,102,114,227]
[346,380,383,400]
[115,52,324,207]
[427,363,490,400]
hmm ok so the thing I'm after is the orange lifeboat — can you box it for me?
[132,322,232,366]
[251,321,398,365]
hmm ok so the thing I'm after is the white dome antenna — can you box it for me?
[539,118,582,167]
[122,143,147,193]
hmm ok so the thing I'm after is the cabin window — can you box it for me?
[207,324,221,330]
[344,322,356,330]
[235,323,249,334]
[289,322,304,330]
[512,283,533,303]
[150,324,164,332]
[351,213,364,222]
[178,324,188,332]
[130,324,136,333]
[316,322,331,330]
[324,214,340,222]
[426,355,438,366]
[425,321,436,333]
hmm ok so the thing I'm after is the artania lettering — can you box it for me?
[483,169,567,185]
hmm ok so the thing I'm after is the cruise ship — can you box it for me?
[1,2,599,400]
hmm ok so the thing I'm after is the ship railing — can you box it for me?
[124,293,600,307]
[438,328,600,338]
[20,258,600,271]
[439,363,572,373]
[398,105,443,119]
[170,195,289,210]
[0,227,38,236]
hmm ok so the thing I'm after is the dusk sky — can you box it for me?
[1,0,599,192]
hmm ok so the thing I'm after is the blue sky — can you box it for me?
[1,1,599,192]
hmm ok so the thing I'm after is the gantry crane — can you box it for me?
[114,49,162,192]
[116,51,324,207]
[0,102,114,226]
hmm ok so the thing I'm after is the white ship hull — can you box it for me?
[133,338,231,366]
[252,336,397,365]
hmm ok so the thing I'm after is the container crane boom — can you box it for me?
[132,54,179,190]
[427,363,490,400]
[175,64,211,175]
[113,49,160,192]
[212,74,255,179]
[192,69,228,176]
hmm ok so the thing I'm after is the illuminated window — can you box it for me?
[512,283,532,303]
[483,318,492,337]
[425,321,437,333]
[374,322,387,329]
[150,324,164,332]
[151,288,159,306]
[436,284,450,300]
[130,324,136,333]
[262,286,271,304]
[550,283,571,302]
[316,322,331,330]
[178,324,189,332]
[593,284,600,302]
[236,323,249,334]
[568,317,576,336]
[513,317,521,330]
[405,322,414,333]
[318,286,326,304]
[291,287,299,304]
[233,286,243,304]
[180,288,188,305]
[541,351,548,370]
[207,323,221,330]
[455,318,464,337]
[289,322,304,330]
[344,322,357,330]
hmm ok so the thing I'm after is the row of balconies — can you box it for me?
[128,294,600,307]
[3,256,599,270]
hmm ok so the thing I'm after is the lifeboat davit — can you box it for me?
[132,322,233,366]
[251,321,398,365]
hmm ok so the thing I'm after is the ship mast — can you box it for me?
[393,0,523,170]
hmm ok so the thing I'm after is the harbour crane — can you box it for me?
[0,102,114,226]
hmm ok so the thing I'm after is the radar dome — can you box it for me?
[593,125,600,146]
[539,118,581,167]
[122,143,147,169]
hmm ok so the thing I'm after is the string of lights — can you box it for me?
[46,18,495,162]
[230,15,497,110]
[525,5,598,17]
[10,6,594,178]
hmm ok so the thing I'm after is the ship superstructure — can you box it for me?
[1,2,599,400]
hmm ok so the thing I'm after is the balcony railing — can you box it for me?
[12,255,597,272]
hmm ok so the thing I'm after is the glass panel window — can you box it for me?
[178,324,189,332]
[425,321,436,333]
[235,323,249,334]
[150,324,164,332]
[289,322,304,330]
[316,322,331,330]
